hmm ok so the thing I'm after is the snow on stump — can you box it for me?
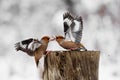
[42,51,100,80]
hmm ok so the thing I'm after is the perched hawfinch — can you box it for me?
[15,36,50,67]
[63,12,83,44]
[55,35,87,51]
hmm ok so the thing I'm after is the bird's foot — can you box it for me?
[69,48,78,51]
[69,47,87,51]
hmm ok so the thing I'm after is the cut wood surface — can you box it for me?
[43,51,100,80]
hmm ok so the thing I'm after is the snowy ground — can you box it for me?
[0,0,120,80]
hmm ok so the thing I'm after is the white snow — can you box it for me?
[0,0,120,80]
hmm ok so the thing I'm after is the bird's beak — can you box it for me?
[49,35,55,41]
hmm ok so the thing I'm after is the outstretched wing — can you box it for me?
[15,38,41,56]
[21,38,33,45]
[73,16,83,43]
[63,12,74,38]
[15,38,34,51]
[63,12,84,43]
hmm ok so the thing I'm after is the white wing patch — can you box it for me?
[19,42,27,49]
[63,18,72,27]
[28,41,41,51]
[72,20,80,32]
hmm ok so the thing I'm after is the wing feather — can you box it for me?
[74,16,83,43]
[63,12,84,43]
[63,12,74,38]
[15,38,41,56]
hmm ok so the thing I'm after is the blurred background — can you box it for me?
[0,0,120,80]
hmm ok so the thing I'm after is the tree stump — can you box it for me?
[43,51,100,80]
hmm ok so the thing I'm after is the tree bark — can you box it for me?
[43,51,100,80]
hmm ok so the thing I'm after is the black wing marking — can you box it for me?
[21,38,33,45]
[64,22,69,36]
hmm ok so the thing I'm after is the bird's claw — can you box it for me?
[69,48,78,51]
[69,47,87,51]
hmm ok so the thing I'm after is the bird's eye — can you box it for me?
[45,37,49,40]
